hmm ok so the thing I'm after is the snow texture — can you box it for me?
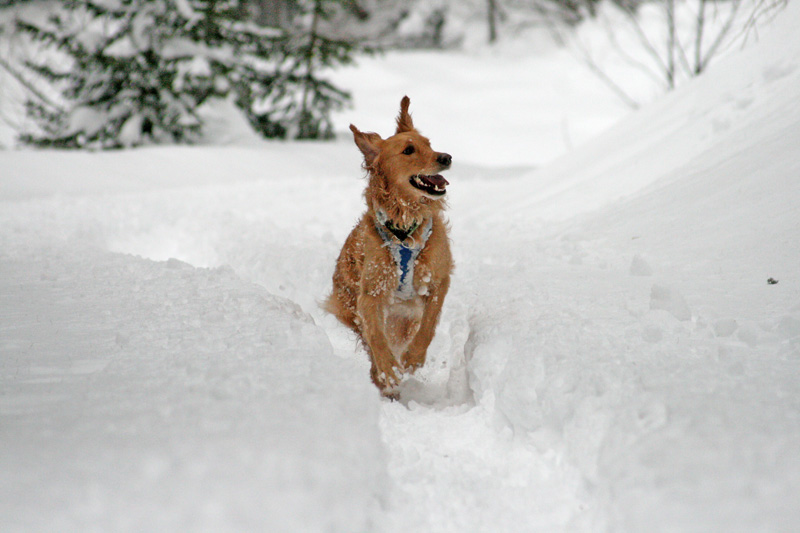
[1,248,385,532]
[2,2,800,532]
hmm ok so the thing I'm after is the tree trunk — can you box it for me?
[299,0,320,137]
[694,0,707,74]
[488,0,498,44]
[666,0,676,89]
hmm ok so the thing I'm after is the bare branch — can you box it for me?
[738,0,787,46]
[700,0,743,71]
[616,4,670,81]
[598,10,669,89]
[571,35,641,109]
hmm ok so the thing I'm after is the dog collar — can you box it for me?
[374,210,433,300]
[374,209,423,241]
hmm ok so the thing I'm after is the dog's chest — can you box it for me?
[385,241,424,300]
[374,216,433,301]
[383,297,424,358]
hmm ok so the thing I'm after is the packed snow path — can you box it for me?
[3,4,800,531]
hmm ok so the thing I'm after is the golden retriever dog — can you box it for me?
[325,96,453,398]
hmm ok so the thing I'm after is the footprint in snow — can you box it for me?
[649,284,691,321]
[398,306,473,408]
[629,254,653,277]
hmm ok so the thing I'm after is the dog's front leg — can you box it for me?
[402,276,450,372]
[357,291,401,396]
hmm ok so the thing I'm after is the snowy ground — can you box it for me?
[3,3,800,533]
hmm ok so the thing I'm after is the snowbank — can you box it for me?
[1,245,385,530]
[461,3,800,530]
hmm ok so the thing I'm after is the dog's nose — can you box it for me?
[437,153,452,167]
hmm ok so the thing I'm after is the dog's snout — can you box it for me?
[437,153,452,167]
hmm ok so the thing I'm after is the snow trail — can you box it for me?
[379,401,585,532]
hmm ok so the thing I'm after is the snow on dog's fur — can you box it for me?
[325,96,453,398]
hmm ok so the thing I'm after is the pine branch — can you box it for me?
[0,55,62,111]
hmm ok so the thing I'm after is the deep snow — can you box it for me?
[1,251,384,531]
[2,3,800,532]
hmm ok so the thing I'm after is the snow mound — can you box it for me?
[0,246,385,531]
[500,1,800,223]
[461,3,800,530]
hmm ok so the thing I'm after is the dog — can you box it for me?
[325,96,453,398]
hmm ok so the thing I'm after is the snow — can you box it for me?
[1,251,384,532]
[2,2,800,532]
[328,47,628,167]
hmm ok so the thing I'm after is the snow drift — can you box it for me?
[2,3,799,532]
[0,246,386,531]
[460,3,800,530]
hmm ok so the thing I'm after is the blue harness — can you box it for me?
[374,210,433,300]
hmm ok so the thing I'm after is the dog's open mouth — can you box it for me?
[410,174,448,196]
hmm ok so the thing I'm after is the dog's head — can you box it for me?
[350,96,452,203]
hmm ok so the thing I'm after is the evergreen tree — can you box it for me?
[17,0,366,148]
[180,0,292,138]
[287,0,359,139]
[17,0,213,148]
[182,0,367,139]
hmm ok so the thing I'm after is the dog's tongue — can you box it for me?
[423,174,449,187]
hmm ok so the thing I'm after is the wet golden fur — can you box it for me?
[325,96,453,398]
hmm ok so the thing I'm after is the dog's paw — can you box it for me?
[380,388,401,401]
[377,374,401,401]
[373,365,401,394]
[401,349,426,372]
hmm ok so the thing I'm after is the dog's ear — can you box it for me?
[395,95,414,134]
[350,124,383,167]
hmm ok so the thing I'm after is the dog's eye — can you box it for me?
[402,145,415,155]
